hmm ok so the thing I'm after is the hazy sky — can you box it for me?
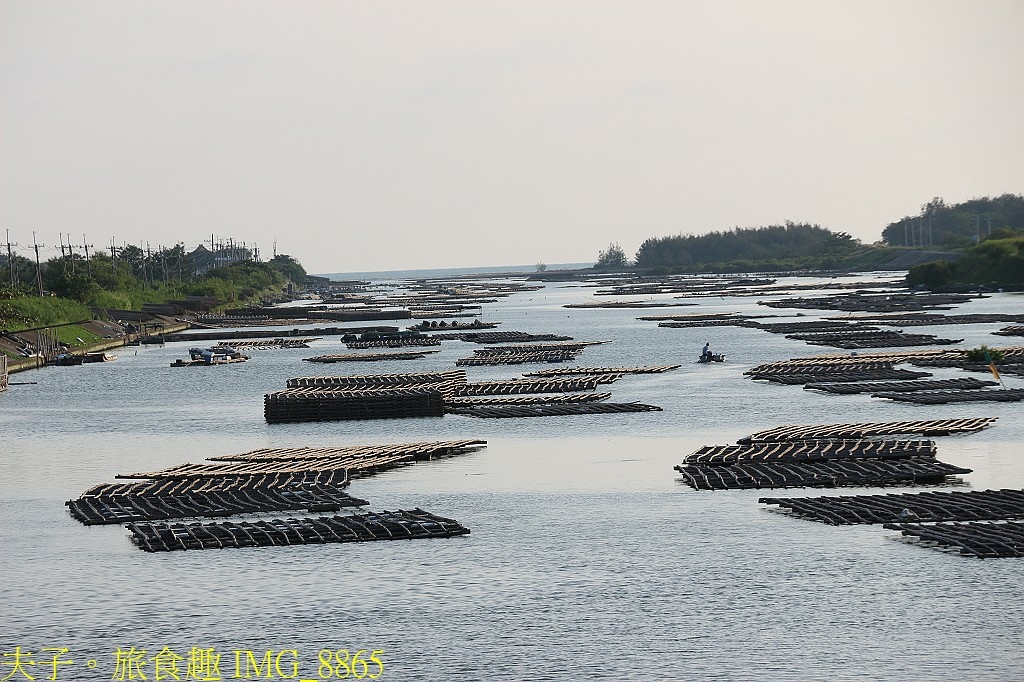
[2,1,1022,274]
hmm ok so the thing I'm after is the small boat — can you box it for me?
[697,353,726,363]
[83,352,118,363]
[48,353,85,366]
[171,346,250,367]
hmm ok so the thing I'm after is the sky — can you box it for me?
[2,1,1023,274]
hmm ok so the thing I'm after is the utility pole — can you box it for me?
[32,231,43,297]
[83,234,92,278]
[6,229,15,288]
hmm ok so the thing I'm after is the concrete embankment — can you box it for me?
[6,321,190,374]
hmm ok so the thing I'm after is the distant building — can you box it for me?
[190,243,253,275]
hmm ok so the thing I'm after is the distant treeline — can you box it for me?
[882,194,1024,249]
[631,222,876,273]
[1,247,306,311]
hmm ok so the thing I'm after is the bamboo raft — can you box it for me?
[66,473,367,525]
[563,301,697,309]
[759,489,1024,525]
[786,330,962,349]
[456,350,583,366]
[753,321,878,334]
[345,337,442,348]
[739,417,998,443]
[760,292,980,313]
[437,331,574,344]
[804,377,998,394]
[883,521,1024,558]
[873,388,1024,404]
[264,387,447,423]
[746,358,932,384]
[208,440,487,463]
[994,325,1024,337]
[286,370,467,389]
[675,458,970,491]
[451,377,608,396]
[119,441,486,481]
[446,393,610,407]
[217,338,319,349]
[685,439,937,465]
[128,509,471,552]
[831,313,1024,328]
[303,351,440,363]
[637,312,751,322]
[658,319,756,328]
[450,402,663,418]
[752,369,931,385]
[473,342,607,354]
[524,365,681,377]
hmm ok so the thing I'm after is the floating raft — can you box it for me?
[760,292,979,313]
[804,377,998,394]
[759,489,1024,525]
[524,365,681,377]
[739,417,997,443]
[264,387,447,423]
[286,370,466,389]
[446,393,610,407]
[208,440,486,463]
[686,439,937,465]
[786,330,962,349]
[658,319,757,328]
[345,337,442,348]
[66,472,366,525]
[675,458,969,491]
[752,369,930,385]
[302,351,439,363]
[450,402,662,419]
[119,441,486,481]
[219,338,319,349]
[873,387,1024,404]
[451,377,608,396]
[128,509,471,552]
[994,325,1024,337]
[456,350,583,366]
[563,301,697,309]
[833,313,1024,328]
[745,358,932,384]
[883,521,1024,558]
[436,331,573,344]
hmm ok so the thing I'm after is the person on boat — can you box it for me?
[702,342,712,362]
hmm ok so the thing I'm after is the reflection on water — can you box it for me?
[2,277,1023,681]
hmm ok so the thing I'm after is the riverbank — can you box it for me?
[6,319,190,374]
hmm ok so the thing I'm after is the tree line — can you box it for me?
[881,194,1024,249]
[1,243,306,311]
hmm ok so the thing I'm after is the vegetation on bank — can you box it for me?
[592,194,1023,278]
[907,233,1024,289]
[883,194,1024,249]
[598,222,896,274]
[0,250,307,339]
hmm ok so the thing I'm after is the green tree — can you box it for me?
[269,254,306,284]
[595,243,629,270]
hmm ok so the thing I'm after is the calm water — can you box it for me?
[2,276,1023,681]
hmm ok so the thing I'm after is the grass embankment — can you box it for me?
[907,235,1024,289]
[1,259,304,359]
